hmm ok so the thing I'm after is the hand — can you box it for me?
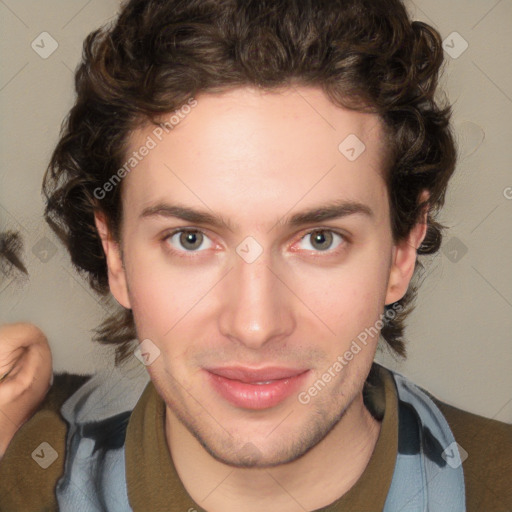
[0,323,53,459]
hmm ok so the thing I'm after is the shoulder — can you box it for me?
[433,398,512,512]
[0,409,66,511]
[380,365,512,511]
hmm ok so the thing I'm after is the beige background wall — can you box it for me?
[1,0,511,422]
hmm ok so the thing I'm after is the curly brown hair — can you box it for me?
[42,0,457,365]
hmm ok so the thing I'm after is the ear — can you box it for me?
[94,211,131,309]
[385,191,429,305]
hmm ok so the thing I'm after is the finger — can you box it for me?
[0,347,26,376]
[0,341,52,404]
[0,323,48,352]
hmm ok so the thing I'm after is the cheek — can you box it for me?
[123,245,172,336]
[299,250,390,322]
[124,247,213,341]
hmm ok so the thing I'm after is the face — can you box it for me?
[96,86,423,468]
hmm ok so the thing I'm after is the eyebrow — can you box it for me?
[139,199,374,231]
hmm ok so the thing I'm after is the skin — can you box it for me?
[0,323,52,459]
[95,86,427,512]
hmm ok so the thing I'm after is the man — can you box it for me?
[0,0,510,510]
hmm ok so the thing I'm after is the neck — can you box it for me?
[166,393,381,512]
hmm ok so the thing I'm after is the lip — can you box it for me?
[204,366,310,410]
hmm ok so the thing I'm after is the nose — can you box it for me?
[218,248,295,350]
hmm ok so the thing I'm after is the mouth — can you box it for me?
[203,366,310,410]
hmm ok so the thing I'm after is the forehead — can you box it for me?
[121,86,389,226]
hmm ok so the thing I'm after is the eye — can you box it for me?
[296,229,345,253]
[164,229,213,252]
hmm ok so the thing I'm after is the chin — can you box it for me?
[187,410,341,469]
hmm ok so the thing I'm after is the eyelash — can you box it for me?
[161,228,350,258]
